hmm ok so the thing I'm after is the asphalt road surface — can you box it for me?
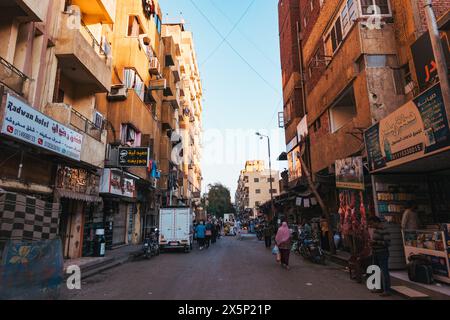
[61,234,399,300]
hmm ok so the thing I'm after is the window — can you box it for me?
[155,14,162,35]
[254,178,259,183]
[268,178,275,183]
[329,86,357,133]
[366,55,387,68]
[270,189,278,194]
[393,63,415,95]
[127,16,144,37]
[121,124,142,147]
[255,189,261,194]
[124,68,145,101]
[313,117,321,132]
[284,100,292,125]
[341,0,357,36]
[360,0,390,15]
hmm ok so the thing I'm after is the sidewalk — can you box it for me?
[325,250,450,299]
[64,244,141,280]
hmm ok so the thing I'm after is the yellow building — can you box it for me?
[0,0,115,259]
[162,23,204,214]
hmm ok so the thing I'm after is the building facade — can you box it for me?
[278,0,450,274]
[0,0,204,260]
[235,161,280,218]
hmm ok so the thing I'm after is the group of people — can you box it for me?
[193,219,222,250]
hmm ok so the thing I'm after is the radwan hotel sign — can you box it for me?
[364,83,450,172]
[1,94,83,161]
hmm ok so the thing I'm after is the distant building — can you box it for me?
[235,161,280,218]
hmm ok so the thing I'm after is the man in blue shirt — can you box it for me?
[195,221,206,250]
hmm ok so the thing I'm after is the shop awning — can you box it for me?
[55,189,102,203]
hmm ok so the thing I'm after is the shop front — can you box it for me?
[365,82,450,282]
[100,168,137,248]
[54,165,102,259]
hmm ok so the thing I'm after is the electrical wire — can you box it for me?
[201,0,257,66]
[188,0,281,96]
[208,0,280,68]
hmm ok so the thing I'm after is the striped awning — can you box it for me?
[55,189,102,203]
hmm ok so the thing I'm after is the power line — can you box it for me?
[208,0,280,68]
[189,0,281,96]
[201,0,257,66]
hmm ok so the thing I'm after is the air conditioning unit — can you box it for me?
[107,84,128,101]
[149,57,160,75]
[149,78,167,90]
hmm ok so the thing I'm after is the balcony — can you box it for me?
[163,67,176,98]
[70,0,115,24]
[108,89,157,136]
[0,56,29,96]
[55,13,112,93]
[162,36,180,67]
[0,0,49,22]
[44,103,107,168]
[161,102,176,131]
[149,57,161,76]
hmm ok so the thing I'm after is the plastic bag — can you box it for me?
[272,245,279,255]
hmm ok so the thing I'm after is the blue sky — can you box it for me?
[161,0,287,198]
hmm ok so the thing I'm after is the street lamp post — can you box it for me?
[256,132,276,223]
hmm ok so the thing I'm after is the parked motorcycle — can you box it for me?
[143,228,160,259]
[298,233,325,265]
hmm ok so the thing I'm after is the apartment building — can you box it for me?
[278,0,450,270]
[235,161,280,218]
[0,0,115,259]
[163,23,204,214]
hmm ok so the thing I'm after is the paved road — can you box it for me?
[61,234,399,300]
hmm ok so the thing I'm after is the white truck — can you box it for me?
[159,207,193,253]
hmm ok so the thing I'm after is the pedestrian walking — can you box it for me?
[368,216,392,297]
[196,220,206,250]
[263,223,273,248]
[205,220,213,248]
[275,221,292,270]
[211,221,217,244]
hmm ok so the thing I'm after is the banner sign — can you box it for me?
[118,147,150,167]
[364,83,450,172]
[56,166,100,196]
[100,168,136,198]
[335,156,364,190]
[1,94,83,161]
[287,145,302,182]
[297,115,308,143]
[411,31,450,91]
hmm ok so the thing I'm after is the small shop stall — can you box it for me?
[365,83,450,282]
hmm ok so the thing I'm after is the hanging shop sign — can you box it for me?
[411,30,450,92]
[335,156,364,190]
[55,166,100,197]
[287,145,302,182]
[118,147,150,167]
[100,168,136,198]
[286,135,298,153]
[297,115,308,143]
[1,94,83,161]
[364,83,450,173]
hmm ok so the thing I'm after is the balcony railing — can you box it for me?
[0,56,28,96]
[80,21,108,58]
[70,108,102,141]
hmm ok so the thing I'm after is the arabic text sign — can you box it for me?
[335,156,364,190]
[118,147,150,167]
[365,83,450,172]
[1,94,83,161]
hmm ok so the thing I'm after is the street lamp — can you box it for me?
[256,132,276,223]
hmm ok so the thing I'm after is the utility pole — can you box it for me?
[424,0,450,116]
[256,133,276,223]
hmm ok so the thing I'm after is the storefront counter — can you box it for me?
[402,224,450,283]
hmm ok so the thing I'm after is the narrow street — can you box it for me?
[61,235,398,300]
